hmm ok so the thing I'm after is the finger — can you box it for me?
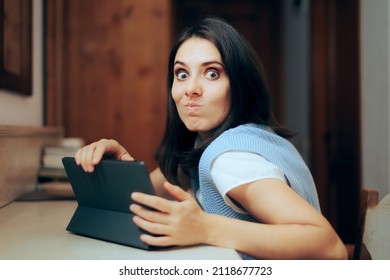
[130,204,169,224]
[98,139,134,161]
[92,143,107,165]
[120,153,134,161]
[75,145,95,172]
[74,148,82,165]
[75,146,90,165]
[163,182,193,202]
[132,215,169,236]
[81,145,98,172]
[139,234,174,247]
[77,140,109,172]
[131,192,173,213]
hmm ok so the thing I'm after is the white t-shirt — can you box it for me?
[207,151,287,214]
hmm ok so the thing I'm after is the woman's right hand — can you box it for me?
[75,139,134,172]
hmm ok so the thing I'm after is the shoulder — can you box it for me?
[220,123,273,137]
[202,123,294,163]
[211,151,287,186]
[214,123,289,147]
[199,123,282,174]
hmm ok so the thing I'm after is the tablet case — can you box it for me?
[62,157,158,250]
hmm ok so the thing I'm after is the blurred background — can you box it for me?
[1,0,389,246]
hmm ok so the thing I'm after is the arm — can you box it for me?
[150,167,192,199]
[209,179,348,259]
[130,179,348,260]
[149,167,173,199]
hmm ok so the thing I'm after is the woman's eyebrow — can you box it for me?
[174,61,185,66]
[202,61,224,67]
[174,60,224,67]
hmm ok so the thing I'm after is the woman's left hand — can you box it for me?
[129,182,209,247]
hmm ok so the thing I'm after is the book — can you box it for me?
[42,147,78,169]
[40,138,84,170]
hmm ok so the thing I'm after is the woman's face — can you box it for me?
[171,37,231,141]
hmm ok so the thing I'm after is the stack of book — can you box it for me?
[19,138,85,201]
[39,138,84,179]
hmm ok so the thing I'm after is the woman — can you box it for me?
[75,17,347,260]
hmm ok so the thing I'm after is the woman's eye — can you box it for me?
[205,70,219,79]
[176,70,188,80]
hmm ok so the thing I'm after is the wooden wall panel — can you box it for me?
[59,0,171,170]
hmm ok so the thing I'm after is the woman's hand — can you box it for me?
[75,139,134,172]
[130,182,209,247]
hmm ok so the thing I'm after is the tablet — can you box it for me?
[62,157,158,250]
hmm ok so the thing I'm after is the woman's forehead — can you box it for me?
[175,37,222,64]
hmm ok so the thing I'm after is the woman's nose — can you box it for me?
[185,76,202,96]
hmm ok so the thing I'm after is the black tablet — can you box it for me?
[62,157,158,250]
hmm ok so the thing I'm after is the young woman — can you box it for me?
[75,17,347,260]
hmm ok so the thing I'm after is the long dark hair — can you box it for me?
[155,17,288,185]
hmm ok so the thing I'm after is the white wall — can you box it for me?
[361,0,390,198]
[0,0,43,126]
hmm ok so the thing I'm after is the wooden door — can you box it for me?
[311,0,361,243]
[45,0,172,170]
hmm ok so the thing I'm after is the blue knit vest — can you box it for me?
[195,123,320,259]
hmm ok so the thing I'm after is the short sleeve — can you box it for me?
[210,151,287,214]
